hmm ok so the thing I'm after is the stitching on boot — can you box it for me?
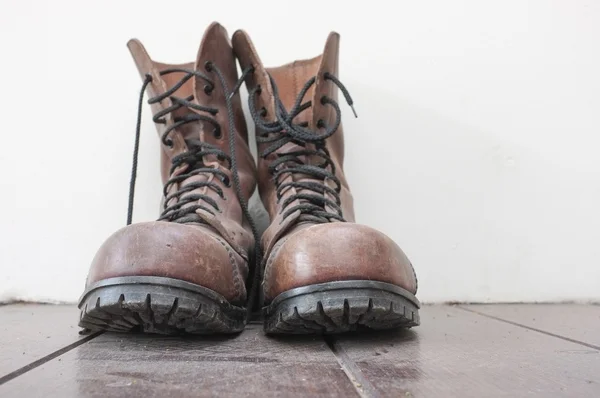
[214,236,244,300]
[220,227,248,260]
[291,61,299,102]
[263,237,287,295]
[410,261,418,293]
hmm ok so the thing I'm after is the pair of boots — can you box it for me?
[79,22,420,335]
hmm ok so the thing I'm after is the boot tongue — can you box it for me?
[265,31,340,132]
[267,58,319,129]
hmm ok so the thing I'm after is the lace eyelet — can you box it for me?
[256,84,262,95]
[204,61,213,72]
[260,107,267,117]
[320,95,327,105]
[222,176,231,188]
[164,138,174,148]
[317,119,325,128]
[213,129,223,139]
[204,84,213,95]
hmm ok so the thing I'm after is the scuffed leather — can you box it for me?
[262,224,417,301]
[233,30,419,302]
[87,222,248,303]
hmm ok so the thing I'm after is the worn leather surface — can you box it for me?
[233,31,418,302]
[87,222,248,304]
[85,22,255,303]
[262,224,417,299]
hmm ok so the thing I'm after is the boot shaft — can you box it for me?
[126,23,257,255]
[233,31,355,254]
[128,23,254,192]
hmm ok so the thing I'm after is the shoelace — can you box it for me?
[248,72,356,224]
[127,63,262,316]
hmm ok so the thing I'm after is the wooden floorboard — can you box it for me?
[0,322,358,397]
[462,304,600,348]
[1,304,600,397]
[332,305,600,397]
[0,304,82,377]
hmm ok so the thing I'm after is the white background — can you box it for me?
[1,0,598,303]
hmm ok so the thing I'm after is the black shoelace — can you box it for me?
[127,63,262,316]
[248,72,356,224]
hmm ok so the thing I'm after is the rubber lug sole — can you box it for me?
[263,280,420,334]
[78,276,246,335]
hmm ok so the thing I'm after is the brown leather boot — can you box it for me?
[78,22,259,334]
[233,31,420,334]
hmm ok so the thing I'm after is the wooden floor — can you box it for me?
[0,304,598,397]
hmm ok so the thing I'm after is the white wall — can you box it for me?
[1,0,598,303]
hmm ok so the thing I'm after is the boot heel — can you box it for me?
[263,280,420,334]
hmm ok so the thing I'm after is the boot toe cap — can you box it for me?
[263,223,417,302]
[86,221,247,303]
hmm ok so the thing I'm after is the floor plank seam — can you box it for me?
[457,306,600,351]
[0,332,103,386]
[324,335,379,398]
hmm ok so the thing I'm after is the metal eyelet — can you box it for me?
[222,176,231,188]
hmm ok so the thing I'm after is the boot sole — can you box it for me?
[263,280,420,334]
[78,276,246,335]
